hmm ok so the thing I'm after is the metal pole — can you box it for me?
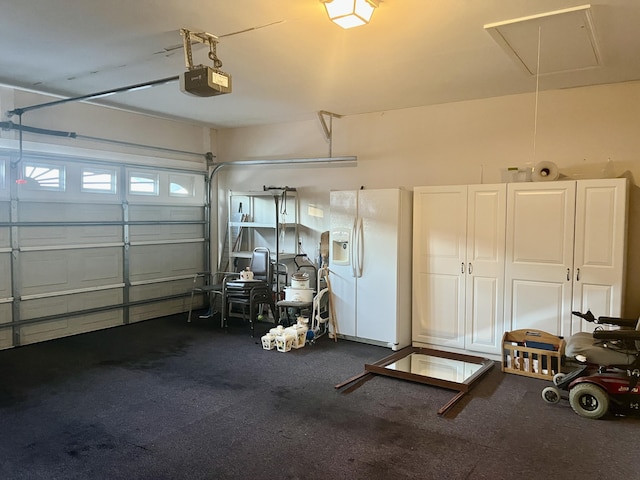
[7,76,180,117]
[208,156,357,183]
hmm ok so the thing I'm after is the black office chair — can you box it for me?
[225,247,278,336]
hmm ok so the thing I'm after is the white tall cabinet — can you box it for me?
[412,184,506,354]
[413,178,628,357]
[505,178,628,338]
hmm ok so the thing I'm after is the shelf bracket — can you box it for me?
[317,110,344,157]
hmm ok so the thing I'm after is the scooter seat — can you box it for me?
[566,332,637,366]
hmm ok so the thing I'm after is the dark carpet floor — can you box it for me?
[0,313,638,480]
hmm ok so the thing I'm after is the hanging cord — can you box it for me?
[532,26,542,163]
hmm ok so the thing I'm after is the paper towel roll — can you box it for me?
[532,161,559,182]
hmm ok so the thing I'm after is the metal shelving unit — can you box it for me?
[227,188,299,292]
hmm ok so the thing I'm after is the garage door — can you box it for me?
[0,153,207,349]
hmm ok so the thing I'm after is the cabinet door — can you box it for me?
[572,178,628,333]
[412,186,467,349]
[504,181,576,337]
[464,184,506,354]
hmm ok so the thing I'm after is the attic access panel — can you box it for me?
[484,4,601,76]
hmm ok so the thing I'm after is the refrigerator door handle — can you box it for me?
[350,217,358,278]
[356,216,364,278]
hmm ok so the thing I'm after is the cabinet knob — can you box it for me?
[461,262,465,274]
[468,262,473,274]
[566,268,570,281]
[576,268,581,281]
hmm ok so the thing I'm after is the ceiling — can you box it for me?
[1,0,640,129]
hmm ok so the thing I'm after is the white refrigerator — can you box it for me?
[329,188,412,350]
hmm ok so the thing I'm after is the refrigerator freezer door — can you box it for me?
[329,190,358,337]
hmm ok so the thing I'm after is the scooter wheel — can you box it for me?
[569,383,609,419]
[542,386,561,405]
[553,372,567,386]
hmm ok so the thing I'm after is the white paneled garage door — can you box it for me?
[0,152,207,350]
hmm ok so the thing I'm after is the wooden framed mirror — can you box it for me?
[337,347,494,415]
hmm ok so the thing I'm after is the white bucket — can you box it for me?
[291,278,309,289]
[291,272,310,289]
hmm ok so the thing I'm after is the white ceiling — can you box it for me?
[1,0,640,129]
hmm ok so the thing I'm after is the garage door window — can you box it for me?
[82,167,117,194]
[169,174,194,197]
[129,172,158,196]
[0,158,5,189]
[23,161,65,191]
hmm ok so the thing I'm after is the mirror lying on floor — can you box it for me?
[336,347,494,415]
[385,352,486,384]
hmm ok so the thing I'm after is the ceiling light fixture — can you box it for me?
[321,0,379,29]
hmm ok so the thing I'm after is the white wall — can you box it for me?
[4,82,640,316]
[217,80,640,316]
[218,80,640,185]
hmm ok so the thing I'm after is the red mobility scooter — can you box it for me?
[541,310,640,419]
